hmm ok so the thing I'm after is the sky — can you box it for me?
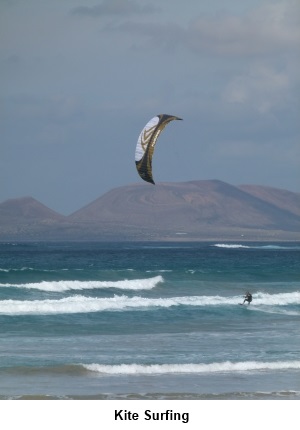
[1,0,299,215]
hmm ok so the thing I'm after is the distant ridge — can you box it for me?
[0,197,63,222]
[0,197,65,240]
[1,181,299,241]
[238,185,300,217]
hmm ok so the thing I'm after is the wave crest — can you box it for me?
[83,360,300,375]
[0,291,299,316]
[213,243,300,250]
[0,275,163,292]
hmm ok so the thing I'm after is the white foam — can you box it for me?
[251,307,300,316]
[146,270,172,273]
[213,243,300,250]
[0,275,163,292]
[213,244,250,249]
[0,291,299,315]
[83,360,300,375]
[260,245,300,250]
[253,291,300,306]
[0,267,67,273]
[0,267,35,272]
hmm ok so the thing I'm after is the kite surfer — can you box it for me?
[242,292,252,305]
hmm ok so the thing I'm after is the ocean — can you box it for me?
[0,241,299,400]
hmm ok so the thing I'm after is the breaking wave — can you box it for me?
[213,243,300,250]
[213,244,250,249]
[83,360,300,375]
[0,275,163,292]
[0,291,299,316]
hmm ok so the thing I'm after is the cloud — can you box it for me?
[114,20,184,51]
[84,1,299,61]
[1,0,299,212]
[222,64,291,113]
[71,0,159,18]
[186,1,300,57]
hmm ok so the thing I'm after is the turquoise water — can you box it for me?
[0,241,299,399]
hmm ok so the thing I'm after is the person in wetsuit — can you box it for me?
[243,292,252,305]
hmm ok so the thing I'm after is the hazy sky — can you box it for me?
[1,0,299,214]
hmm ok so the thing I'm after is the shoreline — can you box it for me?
[2,390,300,400]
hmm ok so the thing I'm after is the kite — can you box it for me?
[135,114,182,184]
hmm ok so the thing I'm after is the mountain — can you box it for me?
[0,197,63,222]
[238,185,300,217]
[67,180,300,241]
[1,181,300,241]
[0,197,65,240]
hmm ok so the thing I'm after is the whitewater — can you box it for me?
[83,361,300,375]
[0,291,299,315]
[0,275,163,292]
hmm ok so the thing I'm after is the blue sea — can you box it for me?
[0,241,299,400]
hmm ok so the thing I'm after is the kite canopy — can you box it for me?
[135,114,182,184]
